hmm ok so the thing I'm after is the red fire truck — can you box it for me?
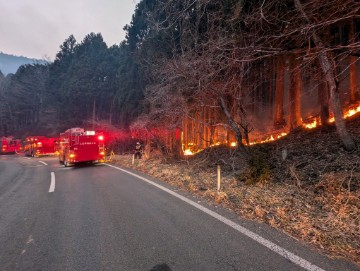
[0,137,22,154]
[24,136,58,157]
[58,127,105,167]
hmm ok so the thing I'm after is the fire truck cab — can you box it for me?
[24,136,58,157]
[0,137,22,154]
[58,127,105,167]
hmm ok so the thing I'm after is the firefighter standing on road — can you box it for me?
[134,142,143,159]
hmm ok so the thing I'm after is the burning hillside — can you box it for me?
[182,101,360,156]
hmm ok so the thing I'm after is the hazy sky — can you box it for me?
[0,0,138,60]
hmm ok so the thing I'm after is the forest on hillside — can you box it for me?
[0,0,359,155]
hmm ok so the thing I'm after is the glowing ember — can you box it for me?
[210,142,221,147]
[277,132,287,139]
[303,118,318,129]
[184,149,194,156]
[230,142,237,147]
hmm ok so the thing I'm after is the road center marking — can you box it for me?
[105,163,325,271]
[39,161,48,165]
[49,172,55,193]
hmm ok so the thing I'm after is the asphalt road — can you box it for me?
[0,154,359,271]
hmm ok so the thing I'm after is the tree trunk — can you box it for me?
[213,108,218,144]
[204,107,209,148]
[349,20,359,103]
[109,99,114,124]
[92,98,96,130]
[289,56,302,130]
[318,81,330,125]
[209,107,214,145]
[274,56,286,128]
[194,111,199,148]
[220,96,244,150]
[200,106,205,149]
[144,138,151,160]
[349,56,359,103]
[191,116,195,145]
[294,0,355,150]
[183,115,188,150]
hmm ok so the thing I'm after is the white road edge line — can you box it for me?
[105,163,325,271]
[49,172,55,193]
[39,161,48,165]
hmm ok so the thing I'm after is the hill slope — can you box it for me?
[0,52,48,75]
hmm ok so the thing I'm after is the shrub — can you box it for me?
[240,149,272,185]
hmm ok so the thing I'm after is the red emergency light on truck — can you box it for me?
[58,127,105,167]
[0,137,22,154]
[24,136,58,157]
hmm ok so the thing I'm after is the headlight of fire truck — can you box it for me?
[69,152,75,158]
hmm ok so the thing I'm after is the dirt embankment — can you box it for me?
[109,117,360,266]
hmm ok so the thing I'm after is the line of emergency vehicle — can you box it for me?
[24,136,58,157]
[58,127,105,167]
[0,137,22,154]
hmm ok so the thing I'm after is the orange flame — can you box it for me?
[248,132,287,146]
[184,149,195,156]
[183,131,289,155]
[303,117,319,129]
[303,102,360,129]
[344,104,360,118]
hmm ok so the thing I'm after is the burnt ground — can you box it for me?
[110,115,360,266]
